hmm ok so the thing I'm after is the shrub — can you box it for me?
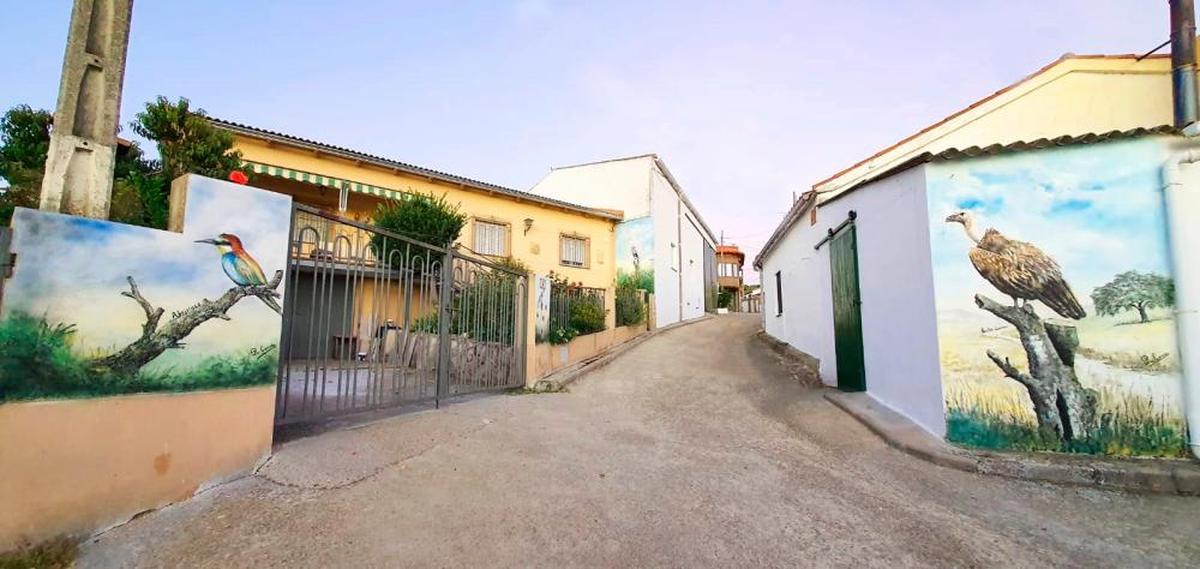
[371,192,467,270]
[717,290,733,309]
[569,297,606,335]
[615,282,645,327]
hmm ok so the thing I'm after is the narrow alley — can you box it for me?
[80,315,1200,568]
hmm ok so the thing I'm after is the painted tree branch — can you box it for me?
[90,270,284,375]
[975,293,1097,441]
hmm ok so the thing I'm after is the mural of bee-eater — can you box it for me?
[195,233,282,314]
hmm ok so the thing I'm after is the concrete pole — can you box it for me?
[39,0,134,219]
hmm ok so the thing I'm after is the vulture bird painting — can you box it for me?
[945,210,1086,320]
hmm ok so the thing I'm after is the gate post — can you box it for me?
[435,248,455,406]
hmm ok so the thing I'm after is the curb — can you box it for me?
[824,390,1200,496]
[532,314,715,392]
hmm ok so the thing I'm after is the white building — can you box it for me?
[530,155,718,327]
[753,129,1199,464]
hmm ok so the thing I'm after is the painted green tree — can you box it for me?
[1091,271,1174,324]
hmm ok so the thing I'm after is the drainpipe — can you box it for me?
[1163,148,1200,460]
[1171,0,1199,128]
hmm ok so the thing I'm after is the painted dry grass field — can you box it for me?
[938,307,1188,457]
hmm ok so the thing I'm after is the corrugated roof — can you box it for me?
[753,125,1179,269]
[208,117,623,221]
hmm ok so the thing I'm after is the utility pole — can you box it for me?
[39,0,135,219]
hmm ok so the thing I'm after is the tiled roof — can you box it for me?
[753,125,1180,269]
[207,117,623,221]
[828,126,1180,200]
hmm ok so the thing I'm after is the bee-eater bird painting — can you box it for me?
[196,233,283,314]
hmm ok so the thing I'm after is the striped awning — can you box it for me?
[243,161,408,201]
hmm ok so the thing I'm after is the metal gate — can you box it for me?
[275,205,528,426]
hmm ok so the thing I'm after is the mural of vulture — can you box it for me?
[945,211,1086,320]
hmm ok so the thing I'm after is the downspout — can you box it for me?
[1163,148,1200,460]
[1168,0,1200,459]
[1171,0,1199,129]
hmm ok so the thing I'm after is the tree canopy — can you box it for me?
[0,106,53,223]
[131,96,243,182]
[1090,271,1174,324]
[0,97,245,229]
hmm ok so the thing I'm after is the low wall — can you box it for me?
[0,386,274,549]
[531,324,647,381]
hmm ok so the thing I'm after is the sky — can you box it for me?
[0,1,1170,283]
[926,138,1173,314]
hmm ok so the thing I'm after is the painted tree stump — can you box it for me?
[975,294,1097,441]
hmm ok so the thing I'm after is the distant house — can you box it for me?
[715,244,746,311]
[754,48,1200,460]
[530,154,718,327]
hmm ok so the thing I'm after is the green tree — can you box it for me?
[370,192,467,270]
[0,105,53,224]
[717,290,733,309]
[1091,271,1174,323]
[0,97,246,229]
[130,96,244,181]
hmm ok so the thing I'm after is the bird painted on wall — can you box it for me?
[195,233,282,314]
[945,211,1086,320]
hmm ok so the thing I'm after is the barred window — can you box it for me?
[474,220,508,256]
[560,235,588,267]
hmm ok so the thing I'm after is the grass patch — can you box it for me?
[946,404,1190,458]
[0,312,276,403]
[0,537,77,569]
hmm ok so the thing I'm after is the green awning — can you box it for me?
[243,161,407,201]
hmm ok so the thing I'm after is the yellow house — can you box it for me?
[208,118,627,383]
[814,52,1186,201]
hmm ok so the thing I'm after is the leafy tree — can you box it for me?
[370,192,467,270]
[0,106,53,224]
[1091,271,1174,323]
[0,97,245,229]
[130,96,244,181]
[717,290,733,309]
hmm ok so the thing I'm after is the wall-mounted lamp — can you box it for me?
[523,218,534,235]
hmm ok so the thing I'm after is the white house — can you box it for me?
[530,154,718,327]
[754,129,1199,464]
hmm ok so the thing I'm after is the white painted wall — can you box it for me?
[528,156,654,218]
[530,155,717,328]
[680,213,706,320]
[651,168,681,326]
[760,165,946,436]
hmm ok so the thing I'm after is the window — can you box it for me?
[560,235,588,267]
[774,270,783,315]
[474,220,508,256]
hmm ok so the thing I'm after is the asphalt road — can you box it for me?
[80,314,1200,568]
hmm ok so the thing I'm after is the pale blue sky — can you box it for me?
[0,1,1168,281]
[926,138,1173,313]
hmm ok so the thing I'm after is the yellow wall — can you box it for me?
[234,137,619,293]
[0,386,275,549]
[815,55,1178,197]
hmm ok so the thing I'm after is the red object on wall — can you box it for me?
[229,170,249,185]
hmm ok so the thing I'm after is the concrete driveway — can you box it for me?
[80,314,1200,568]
